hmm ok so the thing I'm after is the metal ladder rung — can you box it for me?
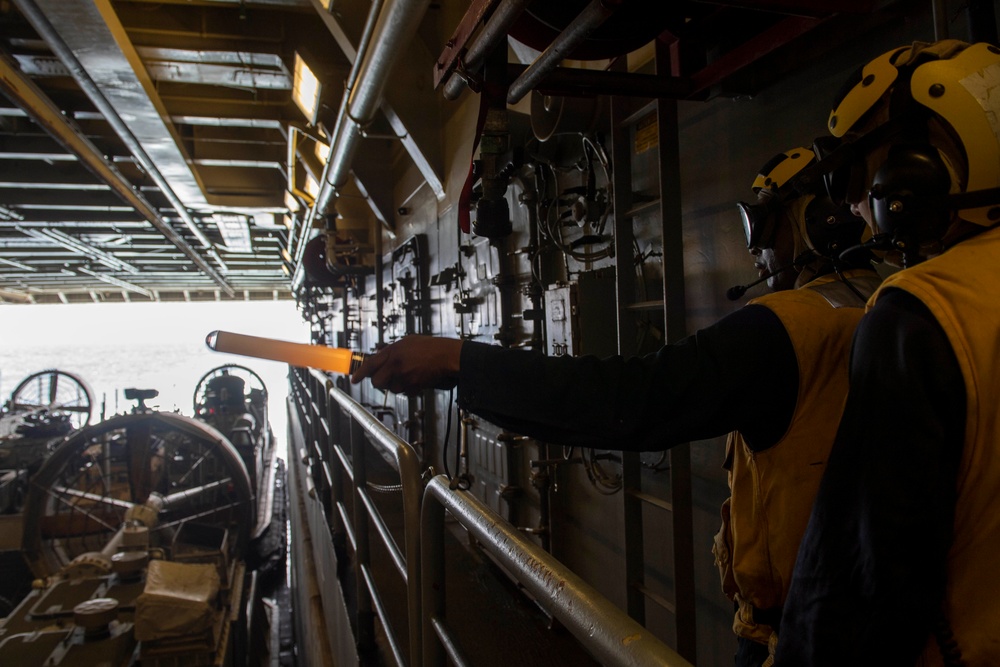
[625,197,661,218]
[631,581,677,615]
[626,299,666,311]
[625,487,673,512]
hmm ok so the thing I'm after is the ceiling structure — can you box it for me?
[0,0,971,305]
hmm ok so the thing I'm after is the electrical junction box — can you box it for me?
[544,268,618,358]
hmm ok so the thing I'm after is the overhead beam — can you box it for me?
[9,0,278,239]
[75,266,153,297]
[16,226,141,273]
[688,15,828,96]
[0,46,234,295]
[17,0,210,209]
[118,0,311,7]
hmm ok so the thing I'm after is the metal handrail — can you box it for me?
[420,474,694,667]
[300,366,424,667]
[291,368,695,667]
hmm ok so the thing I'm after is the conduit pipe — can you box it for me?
[296,0,431,267]
[506,0,622,105]
[441,0,533,101]
[292,0,385,268]
[12,0,217,254]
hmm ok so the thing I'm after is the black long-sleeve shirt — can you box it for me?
[457,303,798,453]
[774,288,966,666]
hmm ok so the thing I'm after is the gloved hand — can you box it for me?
[351,335,463,395]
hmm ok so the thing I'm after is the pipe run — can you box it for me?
[506,0,622,105]
[298,0,431,265]
[442,0,533,101]
[294,0,386,268]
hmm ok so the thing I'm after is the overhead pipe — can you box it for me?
[442,0,534,101]
[292,0,385,273]
[293,0,385,268]
[12,0,218,253]
[506,0,622,105]
[0,47,234,295]
[296,0,431,268]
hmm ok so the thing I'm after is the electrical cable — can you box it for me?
[834,266,869,303]
[583,449,622,495]
[539,135,614,263]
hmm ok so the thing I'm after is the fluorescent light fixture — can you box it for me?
[292,53,321,124]
[286,127,321,205]
[305,173,320,201]
[315,140,330,164]
[284,190,300,213]
[255,213,283,228]
[212,214,253,252]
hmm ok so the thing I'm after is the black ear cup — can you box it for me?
[803,196,864,259]
[811,135,847,204]
[869,145,951,241]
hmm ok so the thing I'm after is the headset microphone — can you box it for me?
[726,282,756,301]
[726,269,784,300]
[726,254,813,301]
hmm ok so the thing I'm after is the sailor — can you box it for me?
[775,40,1000,667]
[352,146,882,667]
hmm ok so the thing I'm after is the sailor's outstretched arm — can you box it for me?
[350,304,797,452]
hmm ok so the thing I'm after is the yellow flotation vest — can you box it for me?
[869,226,1000,667]
[713,271,873,647]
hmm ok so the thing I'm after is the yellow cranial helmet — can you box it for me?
[822,40,1000,235]
[750,147,815,194]
[738,147,814,249]
[738,147,866,261]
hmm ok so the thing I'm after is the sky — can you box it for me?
[0,299,311,457]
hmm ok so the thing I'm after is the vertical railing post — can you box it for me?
[297,368,425,665]
[306,370,317,454]
[420,483,446,667]
[398,440,424,667]
[654,41,697,663]
[350,416,375,654]
[323,378,342,534]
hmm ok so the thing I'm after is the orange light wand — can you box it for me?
[206,330,365,375]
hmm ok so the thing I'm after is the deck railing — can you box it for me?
[288,366,694,667]
[291,366,424,667]
[421,474,694,667]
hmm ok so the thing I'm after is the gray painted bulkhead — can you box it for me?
[303,4,983,665]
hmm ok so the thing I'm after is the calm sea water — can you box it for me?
[0,301,310,457]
